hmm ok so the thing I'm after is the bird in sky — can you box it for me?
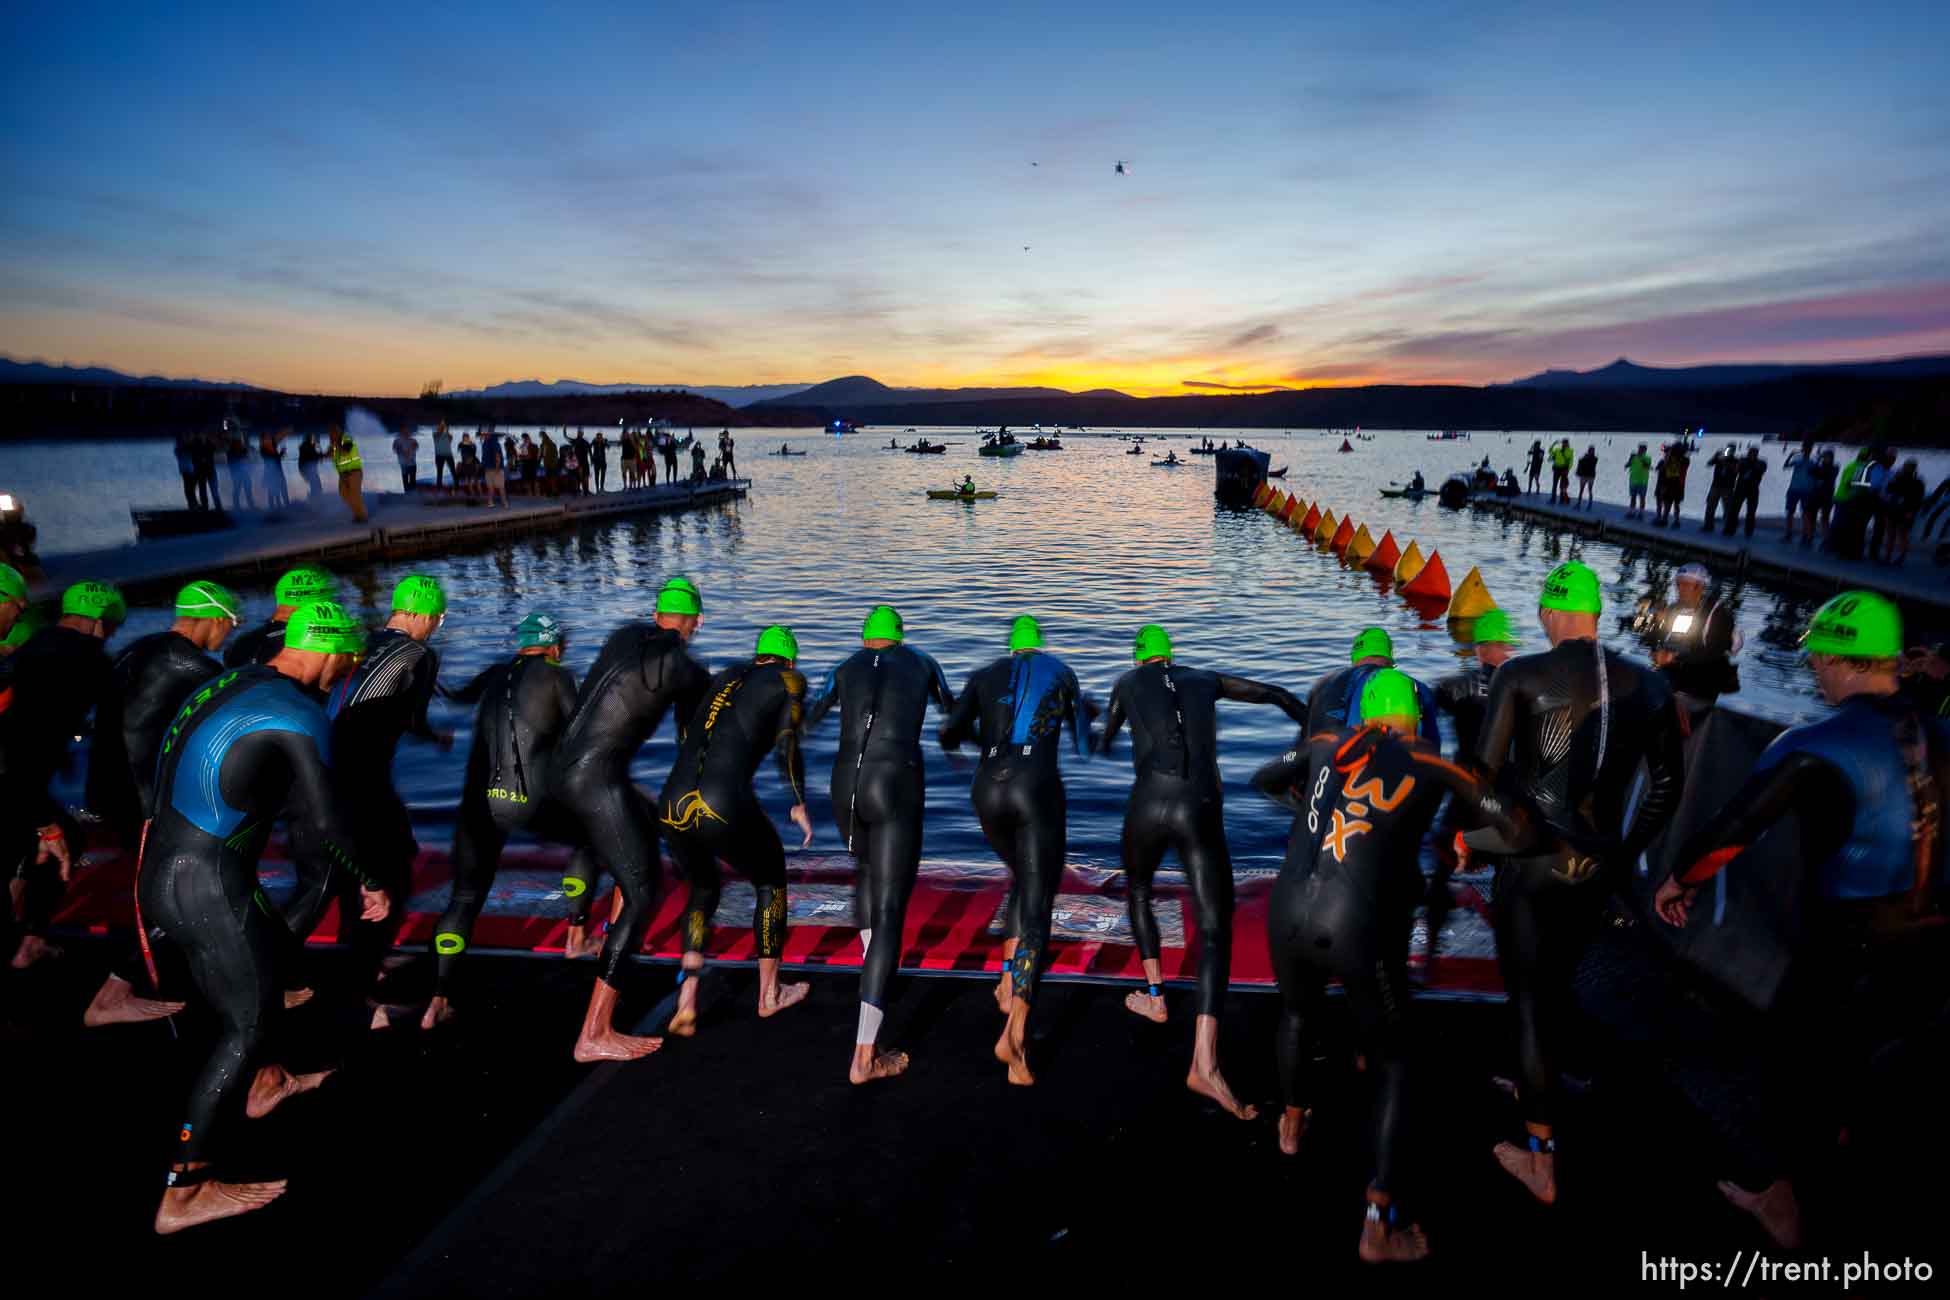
[1114,160,1129,175]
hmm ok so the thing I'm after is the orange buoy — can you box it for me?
[1348,523,1376,562]
[1281,494,1302,521]
[1365,529,1401,574]
[1251,482,1271,509]
[1329,515,1354,553]
[1314,508,1338,545]
[1401,547,1452,600]
[1394,540,1426,585]
[1447,565,1496,620]
[1300,501,1322,534]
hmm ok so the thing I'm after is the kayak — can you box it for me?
[1152,459,1185,467]
[1126,447,1144,455]
[905,444,948,453]
[927,490,997,500]
[1379,487,1428,499]
[771,450,807,457]
[978,442,1024,457]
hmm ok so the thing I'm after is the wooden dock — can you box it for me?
[32,480,749,599]
[1471,493,1949,610]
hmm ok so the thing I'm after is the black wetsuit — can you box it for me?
[433,653,600,997]
[1475,637,1684,1128]
[1098,661,1307,1016]
[1254,725,1524,1199]
[938,651,1085,1003]
[805,644,954,1011]
[223,618,288,669]
[1649,597,1739,710]
[87,631,221,846]
[284,630,441,984]
[552,622,710,986]
[1432,661,1494,761]
[658,658,808,961]
[140,666,376,1175]
[0,626,111,945]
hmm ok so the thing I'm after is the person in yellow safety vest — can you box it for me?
[1549,440,1575,504]
[330,425,367,523]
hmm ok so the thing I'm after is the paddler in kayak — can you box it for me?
[958,475,977,498]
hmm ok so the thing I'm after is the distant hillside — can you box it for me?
[1503,355,1950,389]
[445,378,814,406]
[749,375,1134,409]
[0,356,259,391]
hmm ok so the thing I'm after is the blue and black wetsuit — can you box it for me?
[1254,725,1525,1203]
[1306,662,1440,745]
[1098,661,1307,1017]
[552,622,711,988]
[939,650,1085,1004]
[659,658,808,962]
[805,644,954,1013]
[433,653,600,998]
[138,666,377,1177]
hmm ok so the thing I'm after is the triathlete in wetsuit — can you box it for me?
[1,581,122,971]
[804,604,954,1084]
[425,611,603,1028]
[223,566,337,668]
[1098,623,1308,1119]
[0,563,26,647]
[283,576,450,1017]
[141,601,388,1235]
[81,580,239,1027]
[660,623,814,1032]
[1305,626,1439,744]
[1427,608,1523,936]
[938,614,1086,1086]
[1654,592,1947,1248]
[553,576,711,1062]
[1474,561,1684,1204]
[1253,670,1528,1264]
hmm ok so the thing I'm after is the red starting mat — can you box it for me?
[56,839,1507,1001]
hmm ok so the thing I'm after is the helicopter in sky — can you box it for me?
[1114,160,1130,175]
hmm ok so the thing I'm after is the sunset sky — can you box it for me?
[3,1,1947,396]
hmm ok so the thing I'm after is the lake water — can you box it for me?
[5,426,1940,870]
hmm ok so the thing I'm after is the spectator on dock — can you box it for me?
[719,429,737,477]
[1575,445,1598,509]
[1813,448,1838,536]
[572,430,593,494]
[174,432,201,510]
[592,432,609,493]
[690,439,708,483]
[226,429,256,511]
[192,431,222,510]
[1863,447,1896,561]
[393,425,420,491]
[456,430,480,496]
[519,433,540,495]
[330,424,367,523]
[559,439,582,496]
[1723,446,1766,538]
[1549,439,1573,503]
[1526,440,1545,494]
[619,428,639,488]
[1829,446,1885,562]
[259,429,289,509]
[1625,444,1652,518]
[1699,445,1738,533]
[1654,442,1690,527]
[663,432,680,482]
[481,427,508,507]
[433,423,455,488]
[1783,439,1820,546]
[1882,458,1926,566]
[539,431,560,496]
[296,431,326,500]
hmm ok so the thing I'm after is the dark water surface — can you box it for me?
[10,428,1893,868]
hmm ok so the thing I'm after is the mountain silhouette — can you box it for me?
[443,378,815,406]
[0,356,258,390]
[750,375,1134,408]
[1502,354,1950,389]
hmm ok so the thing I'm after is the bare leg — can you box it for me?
[1279,1105,1309,1156]
[10,934,63,969]
[244,1063,335,1118]
[1185,1012,1257,1120]
[993,997,1033,1085]
[283,987,314,1010]
[1124,957,1168,1024]
[667,954,703,1036]
[1357,1191,1430,1264]
[82,973,186,1027]
[155,1166,287,1234]
[572,976,663,1062]
[757,957,810,1017]
[420,994,454,1031]
[849,1007,910,1088]
[1718,1179,1802,1249]
[993,937,1017,1014]
[562,921,604,961]
[1493,1123,1559,1204]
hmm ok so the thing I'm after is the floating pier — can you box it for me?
[30,480,750,598]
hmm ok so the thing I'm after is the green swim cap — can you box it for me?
[62,581,127,623]
[0,563,25,604]
[862,604,904,642]
[515,611,564,649]
[1133,624,1173,663]
[1359,668,1423,725]
[175,580,241,622]
[755,624,799,661]
[1538,561,1602,615]
[1350,626,1394,664]
[1803,591,1903,659]
[284,601,366,655]
[2,604,46,648]
[275,566,338,607]
[1009,615,1044,652]
[655,575,702,616]
[1472,608,1521,646]
[392,575,447,617]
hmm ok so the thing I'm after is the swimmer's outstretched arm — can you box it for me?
[937,671,981,751]
[276,727,390,919]
[1619,700,1686,864]
[1655,753,1839,927]
[1214,673,1308,727]
[1093,686,1127,756]
[1248,734,1316,812]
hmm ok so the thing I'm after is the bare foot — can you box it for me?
[1124,990,1168,1024]
[9,935,62,969]
[1359,1214,1430,1263]
[245,1064,335,1118]
[283,987,314,1010]
[1279,1106,1310,1156]
[1493,1142,1557,1205]
[666,1005,698,1038]
[562,924,604,960]
[1186,1065,1258,1120]
[1718,1179,1802,1249]
[850,1049,911,1085]
[758,981,811,1018]
[420,996,454,1031]
[155,1178,288,1234]
[993,1029,1034,1086]
[82,975,185,1027]
[572,1030,664,1063]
